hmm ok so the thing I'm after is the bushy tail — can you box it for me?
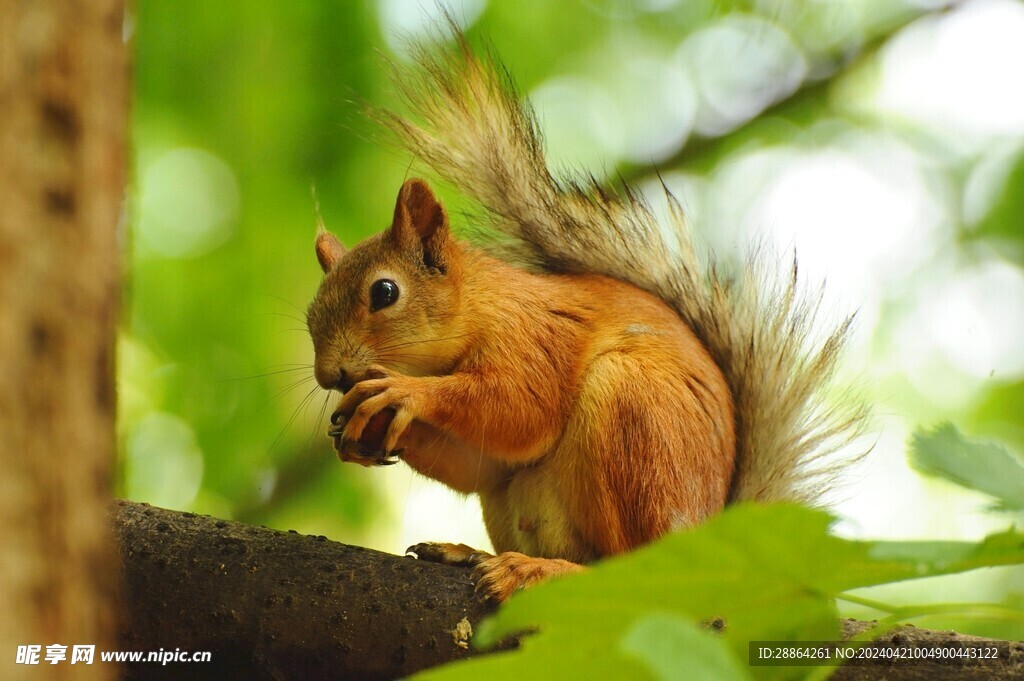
[378,23,869,504]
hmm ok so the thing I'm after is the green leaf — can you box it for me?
[972,148,1024,267]
[909,422,1024,510]
[414,504,1024,681]
[620,614,750,681]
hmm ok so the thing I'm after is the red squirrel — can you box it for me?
[306,27,866,602]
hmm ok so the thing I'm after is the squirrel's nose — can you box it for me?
[336,370,354,393]
[314,365,355,393]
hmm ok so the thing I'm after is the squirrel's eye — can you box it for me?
[369,279,400,311]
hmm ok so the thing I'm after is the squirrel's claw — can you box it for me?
[378,450,403,465]
[406,542,491,567]
[327,422,403,467]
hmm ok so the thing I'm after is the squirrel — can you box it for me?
[306,23,868,602]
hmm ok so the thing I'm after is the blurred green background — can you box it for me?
[123,0,1023,612]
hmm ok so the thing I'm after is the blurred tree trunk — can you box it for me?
[0,1,127,679]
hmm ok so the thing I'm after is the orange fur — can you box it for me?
[307,179,735,600]
[306,21,868,601]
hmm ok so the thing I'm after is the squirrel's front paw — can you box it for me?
[334,366,420,456]
[328,409,402,467]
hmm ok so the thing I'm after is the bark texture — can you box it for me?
[113,501,1023,681]
[114,501,495,681]
[0,1,126,679]
[833,619,1024,681]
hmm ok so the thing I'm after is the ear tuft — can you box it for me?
[315,231,345,273]
[312,188,345,272]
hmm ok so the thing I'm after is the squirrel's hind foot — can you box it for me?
[406,541,491,567]
[472,552,584,602]
[407,543,584,602]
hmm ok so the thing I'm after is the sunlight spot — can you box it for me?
[530,76,625,172]
[873,0,1024,150]
[897,260,1024,383]
[390,473,493,553]
[752,144,939,300]
[125,412,204,510]
[378,0,486,56]
[138,147,239,258]
[678,14,807,136]
[616,54,697,163]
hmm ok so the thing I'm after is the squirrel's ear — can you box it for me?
[312,186,345,273]
[315,230,345,273]
[390,178,453,273]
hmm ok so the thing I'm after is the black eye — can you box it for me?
[369,279,399,311]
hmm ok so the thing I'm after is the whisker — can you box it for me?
[365,326,462,352]
[379,352,454,361]
[380,359,420,372]
[341,329,357,356]
[274,375,319,401]
[252,374,318,417]
[374,332,476,353]
[217,365,313,383]
[269,384,322,454]
[305,391,334,453]
[260,293,308,316]
[264,311,308,324]
[418,432,448,479]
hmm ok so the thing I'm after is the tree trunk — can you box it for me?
[0,1,127,679]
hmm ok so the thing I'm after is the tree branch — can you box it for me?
[113,500,494,680]
[113,501,1022,680]
[834,620,1023,681]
